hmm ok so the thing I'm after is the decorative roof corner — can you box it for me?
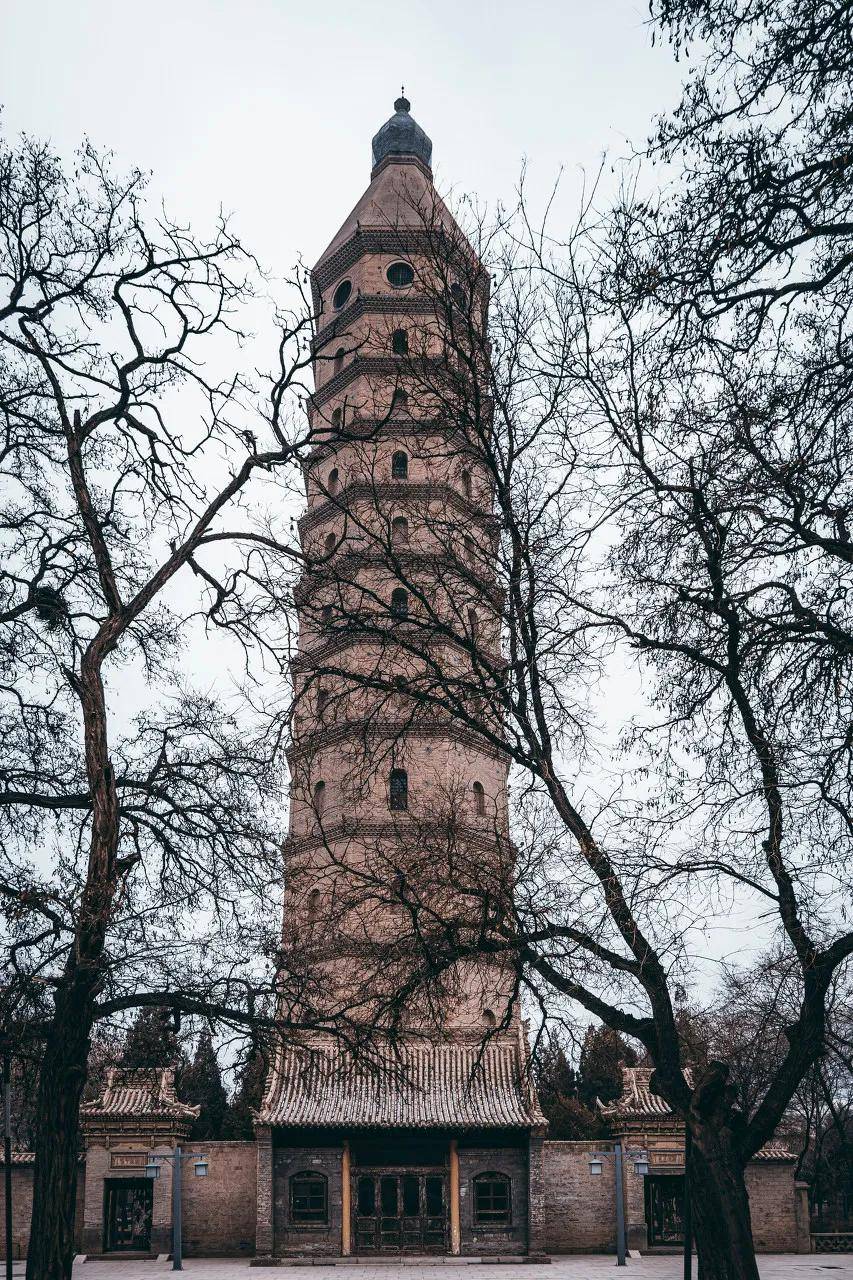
[81,1065,200,1132]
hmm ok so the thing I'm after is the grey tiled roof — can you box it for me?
[601,1067,794,1160]
[81,1066,200,1121]
[257,1038,545,1129]
[600,1066,693,1119]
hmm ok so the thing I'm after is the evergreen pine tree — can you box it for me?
[577,1023,638,1108]
[535,1038,601,1138]
[181,1030,228,1140]
[120,1006,182,1069]
[222,1041,269,1139]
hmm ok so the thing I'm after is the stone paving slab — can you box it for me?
[7,1257,845,1280]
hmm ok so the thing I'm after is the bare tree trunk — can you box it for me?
[27,654,119,1280]
[25,972,97,1280]
[689,1120,760,1280]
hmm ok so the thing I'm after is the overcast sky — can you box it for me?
[1,0,685,275]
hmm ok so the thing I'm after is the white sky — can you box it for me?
[1,0,684,277]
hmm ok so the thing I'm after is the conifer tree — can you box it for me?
[120,1007,183,1070]
[577,1024,637,1109]
[181,1030,228,1140]
[222,1041,269,1140]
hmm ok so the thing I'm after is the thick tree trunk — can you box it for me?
[27,648,119,1279]
[25,968,98,1280]
[689,1118,760,1280]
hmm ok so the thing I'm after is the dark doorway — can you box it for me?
[645,1174,685,1246]
[353,1170,446,1253]
[104,1178,153,1252]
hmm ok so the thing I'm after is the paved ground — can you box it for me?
[7,1256,845,1280]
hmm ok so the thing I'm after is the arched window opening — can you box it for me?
[331,407,342,430]
[483,1007,496,1028]
[332,280,352,310]
[307,888,321,921]
[450,281,468,310]
[391,389,408,413]
[327,467,340,495]
[333,347,345,375]
[290,1171,328,1225]
[320,604,333,628]
[389,768,408,812]
[324,531,336,555]
[461,469,472,499]
[390,587,409,619]
[316,687,329,714]
[392,516,409,545]
[312,780,326,816]
[473,1173,511,1226]
[473,781,486,816]
[387,261,415,289]
[392,328,409,355]
[467,607,479,640]
[391,450,409,480]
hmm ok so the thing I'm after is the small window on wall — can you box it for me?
[316,687,329,714]
[450,281,468,310]
[387,261,415,288]
[461,469,472,499]
[473,1172,511,1225]
[333,348,345,375]
[391,389,408,413]
[320,604,333,628]
[390,587,409,618]
[290,1171,328,1224]
[312,781,326,815]
[324,532,336,555]
[332,280,352,310]
[389,767,408,811]
[331,407,342,430]
[473,781,486,816]
[392,516,409,545]
[392,328,409,355]
[327,467,340,495]
[391,450,409,480]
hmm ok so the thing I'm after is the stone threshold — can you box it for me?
[251,1257,552,1268]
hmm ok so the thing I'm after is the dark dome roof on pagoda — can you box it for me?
[371,95,433,174]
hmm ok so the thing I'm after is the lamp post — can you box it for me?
[683,1126,693,1280]
[588,1144,649,1265]
[3,1052,12,1280]
[146,1146,209,1270]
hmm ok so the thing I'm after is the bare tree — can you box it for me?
[0,128,338,1279]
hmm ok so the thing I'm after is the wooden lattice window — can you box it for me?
[473,1172,511,1225]
[290,1171,328,1224]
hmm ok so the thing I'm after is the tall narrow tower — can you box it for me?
[255,98,544,1261]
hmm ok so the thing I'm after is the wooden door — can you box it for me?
[104,1177,153,1252]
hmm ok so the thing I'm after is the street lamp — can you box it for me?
[146,1146,210,1270]
[587,1144,649,1266]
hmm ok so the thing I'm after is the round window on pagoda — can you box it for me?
[332,279,352,310]
[387,261,415,289]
